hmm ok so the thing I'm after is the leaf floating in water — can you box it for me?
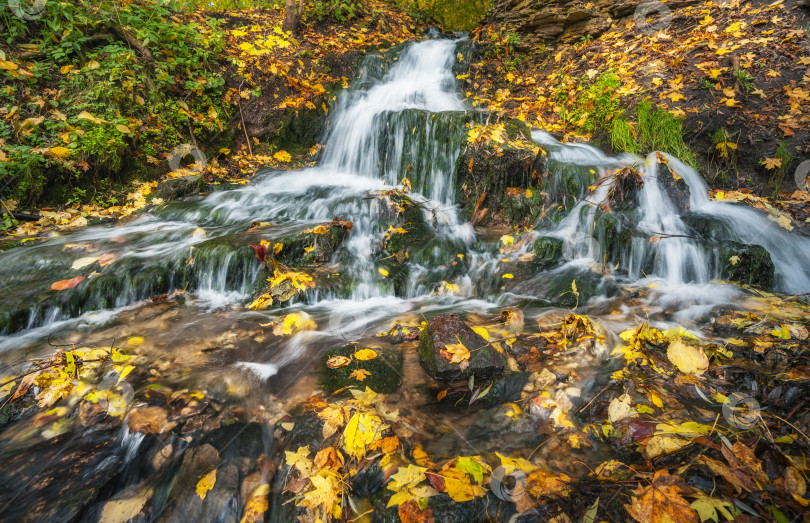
[378,268,389,277]
[50,276,86,290]
[196,469,217,500]
[128,336,144,346]
[71,256,99,270]
[502,273,514,279]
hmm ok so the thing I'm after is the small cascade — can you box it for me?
[531,131,810,296]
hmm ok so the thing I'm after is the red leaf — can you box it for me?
[426,471,445,493]
[50,276,86,290]
[249,244,267,262]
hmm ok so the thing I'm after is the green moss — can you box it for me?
[319,344,403,394]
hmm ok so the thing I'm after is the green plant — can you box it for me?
[636,101,696,167]
[768,140,795,191]
[312,0,362,22]
[610,117,638,154]
[734,69,755,92]
[711,128,738,161]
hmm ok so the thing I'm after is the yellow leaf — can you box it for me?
[354,349,378,360]
[115,124,132,134]
[86,60,100,70]
[378,268,389,277]
[342,411,383,460]
[285,446,312,475]
[762,157,782,170]
[472,326,489,340]
[440,341,470,365]
[59,65,74,74]
[49,146,72,159]
[645,434,692,459]
[240,484,269,523]
[349,369,371,381]
[667,340,709,375]
[208,106,218,119]
[196,469,217,500]
[502,273,514,279]
[0,61,18,70]
[71,256,99,270]
[77,111,104,124]
[273,150,291,162]
[128,336,144,346]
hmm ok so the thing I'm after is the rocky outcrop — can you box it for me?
[455,119,548,226]
[320,344,403,394]
[717,241,775,289]
[418,313,506,381]
[488,0,699,46]
[154,175,210,201]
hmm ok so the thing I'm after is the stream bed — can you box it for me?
[1,37,809,522]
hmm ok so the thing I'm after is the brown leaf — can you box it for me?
[398,500,434,523]
[625,469,698,523]
[10,373,36,402]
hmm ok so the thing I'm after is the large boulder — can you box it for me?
[154,175,209,201]
[717,241,775,289]
[418,313,506,381]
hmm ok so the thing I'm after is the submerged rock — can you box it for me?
[320,344,403,394]
[418,313,506,381]
[154,175,210,201]
[717,241,775,289]
[276,217,353,266]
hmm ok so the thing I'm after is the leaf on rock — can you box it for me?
[196,469,217,500]
[50,276,86,290]
[349,369,371,381]
[326,356,351,369]
[354,348,377,360]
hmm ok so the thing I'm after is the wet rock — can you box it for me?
[435,371,529,409]
[320,343,403,394]
[128,405,177,434]
[488,0,699,47]
[154,175,210,201]
[717,241,775,289]
[276,217,353,266]
[608,167,644,211]
[455,119,548,226]
[0,430,121,522]
[533,235,564,266]
[656,157,691,214]
[418,313,506,381]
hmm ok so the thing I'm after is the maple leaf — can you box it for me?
[273,150,292,162]
[440,339,471,368]
[625,470,698,523]
[249,243,267,262]
[349,369,371,381]
[761,157,782,170]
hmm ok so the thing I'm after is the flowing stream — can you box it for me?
[1,37,809,521]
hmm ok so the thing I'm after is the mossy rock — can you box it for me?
[153,175,210,201]
[455,125,548,225]
[276,217,353,266]
[320,344,403,394]
[656,156,691,214]
[418,313,506,381]
[717,241,775,289]
[533,236,564,266]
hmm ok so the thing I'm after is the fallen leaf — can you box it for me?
[196,469,217,500]
[50,276,86,290]
[667,340,709,375]
[354,348,378,360]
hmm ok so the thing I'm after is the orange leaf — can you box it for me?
[50,276,86,290]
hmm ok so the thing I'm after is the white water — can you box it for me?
[532,130,810,295]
